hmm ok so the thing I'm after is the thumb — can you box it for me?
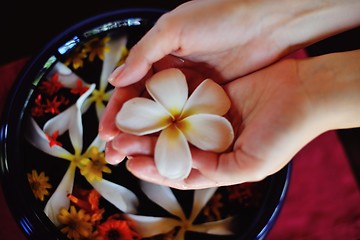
[108,17,180,87]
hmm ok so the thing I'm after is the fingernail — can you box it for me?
[126,157,133,170]
[108,64,125,85]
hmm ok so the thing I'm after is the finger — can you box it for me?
[111,133,157,156]
[125,156,216,189]
[98,85,141,141]
[125,156,172,184]
[108,15,181,87]
[153,57,210,93]
[104,141,127,165]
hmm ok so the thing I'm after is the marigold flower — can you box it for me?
[64,46,88,69]
[27,169,52,201]
[58,205,93,240]
[116,68,234,180]
[83,36,110,62]
[97,218,141,240]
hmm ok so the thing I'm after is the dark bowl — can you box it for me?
[0,8,291,240]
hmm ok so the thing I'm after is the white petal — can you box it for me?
[116,97,171,135]
[181,79,231,118]
[126,214,180,238]
[49,62,83,88]
[155,125,192,180]
[189,217,235,235]
[43,105,77,136]
[140,180,185,219]
[90,179,139,214]
[44,163,76,226]
[24,117,72,159]
[95,101,105,120]
[43,84,95,154]
[53,61,72,75]
[100,36,127,90]
[189,187,218,222]
[81,98,92,114]
[146,68,188,117]
[179,114,234,152]
[87,135,106,152]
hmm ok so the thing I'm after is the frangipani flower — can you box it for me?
[48,35,128,120]
[126,181,234,239]
[25,84,138,226]
[82,36,128,119]
[116,68,234,180]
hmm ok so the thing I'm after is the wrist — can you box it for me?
[298,50,360,132]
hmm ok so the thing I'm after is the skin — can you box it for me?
[99,0,360,189]
[101,50,360,189]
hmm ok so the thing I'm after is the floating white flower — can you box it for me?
[25,84,138,226]
[126,181,234,239]
[48,35,127,120]
[116,68,234,180]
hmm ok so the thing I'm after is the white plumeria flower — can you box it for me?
[126,181,234,240]
[116,68,234,180]
[24,84,138,226]
[82,36,127,119]
[48,35,127,119]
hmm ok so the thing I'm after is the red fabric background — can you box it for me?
[0,57,359,240]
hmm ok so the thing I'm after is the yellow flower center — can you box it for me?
[92,89,105,103]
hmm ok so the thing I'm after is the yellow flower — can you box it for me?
[79,146,112,182]
[64,46,88,69]
[58,205,93,240]
[83,36,110,62]
[27,169,52,201]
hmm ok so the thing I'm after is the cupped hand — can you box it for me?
[99,55,222,161]
[105,58,322,189]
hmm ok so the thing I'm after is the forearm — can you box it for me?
[298,49,360,132]
[271,0,360,53]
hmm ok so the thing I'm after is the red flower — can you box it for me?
[39,73,63,95]
[45,130,62,147]
[71,79,89,96]
[68,188,105,224]
[44,96,62,114]
[31,94,45,117]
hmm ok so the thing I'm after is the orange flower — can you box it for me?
[97,218,141,240]
[27,170,52,201]
[64,46,87,69]
[68,188,105,224]
[58,206,93,240]
[83,36,110,62]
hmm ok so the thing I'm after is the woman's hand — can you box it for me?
[107,0,360,88]
[105,50,360,189]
